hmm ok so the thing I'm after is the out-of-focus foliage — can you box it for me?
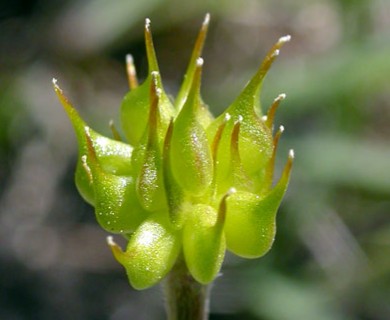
[0,0,389,319]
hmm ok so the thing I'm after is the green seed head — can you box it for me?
[53,14,293,290]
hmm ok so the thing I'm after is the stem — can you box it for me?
[163,255,210,320]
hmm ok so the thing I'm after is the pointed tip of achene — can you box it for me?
[266,93,287,129]
[184,54,203,107]
[144,18,160,73]
[52,78,79,118]
[52,78,67,104]
[203,13,210,26]
[272,35,291,56]
[227,187,237,196]
[233,33,291,117]
[174,14,210,110]
[282,149,294,180]
[52,77,63,97]
[260,34,292,76]
[126,53,134,64]
[106,235,115,246]
[271,148,294,195]
[272,125,284,151]
[106,235,124,254]
[145,18,151,30]
[279,34,292,44]
[289,149,295,160]
[106,236,126,264]
[126,54,139,90]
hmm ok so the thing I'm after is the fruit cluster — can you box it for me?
[53,14,293,290]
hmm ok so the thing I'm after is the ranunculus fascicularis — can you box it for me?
[53,14,293,290]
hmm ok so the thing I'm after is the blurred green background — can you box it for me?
[1,0,389,319]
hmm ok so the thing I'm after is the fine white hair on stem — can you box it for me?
[289,149,295,159]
